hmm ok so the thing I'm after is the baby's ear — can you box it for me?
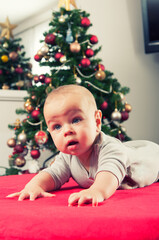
[95,110,102,131]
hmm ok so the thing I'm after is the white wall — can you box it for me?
[14,0,159,143]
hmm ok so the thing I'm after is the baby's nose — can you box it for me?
[64,125,74,137]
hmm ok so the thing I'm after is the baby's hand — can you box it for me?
[68,188,104,207]
[6,185,55,201]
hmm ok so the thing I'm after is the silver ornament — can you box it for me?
[18,132,27,143]
[40,45,49,55]
[111,109,121,121]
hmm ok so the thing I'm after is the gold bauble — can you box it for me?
[24,99,31,109]
[1,55,9,62]
[60,55,67,63]
[70,41,81,53]
[15,156,26,167]
[95,69,106,81]
[7,138,16,148]
[14,119,21,128]
[9,51,18,61]
[125,103,132,112]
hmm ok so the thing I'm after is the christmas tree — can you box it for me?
[0,17,33,90]
[6,1,132,175]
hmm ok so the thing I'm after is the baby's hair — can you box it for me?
[44,84,97,110]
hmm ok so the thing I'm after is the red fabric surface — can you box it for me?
[0,174,159,240]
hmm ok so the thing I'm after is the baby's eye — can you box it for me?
[53,124,61,130]
[72,117,82,124]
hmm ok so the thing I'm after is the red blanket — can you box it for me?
[0,174,159,240]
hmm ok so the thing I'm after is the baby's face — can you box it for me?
[44,92,100,160]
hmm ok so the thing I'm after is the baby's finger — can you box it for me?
[78,195,92,206]
[18,192,29,201]
[92,196,98,207]
[41,192,56,198]
[6,192,21,198]
[68,193,80,206]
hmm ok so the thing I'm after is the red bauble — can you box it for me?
[30,149,40,159]
[45,33,56,45]
[85,49,94,58]
[15,67,23,74]
[45,77,52,84]
[54,52,63,61]
[100,101,108,110]
[31,109,41,120]
[39,74,46,83]
[116,133,125,142]
[35,131,48,145]
[34,75,39,83]
[90,35,98,44]
[14,144,24,153]
[81,17,91,27]
[0,69,3,75]
[121,111,129,121]
[34,54,42,62]
[95,64,105,71]
[80,58,91,68]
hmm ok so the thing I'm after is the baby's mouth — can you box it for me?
[67,140,78,146]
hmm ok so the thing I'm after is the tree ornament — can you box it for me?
[34,54,42,62]
[9,51,18,61]
[45,77,52,84]
[7,138,16,148]
[0,17,17,39]
[30,149,40,159]
[39,74,46,83]
[66,25,73,43]
[18,131,27,144]
[15,67,23,74]
[121,111,129,121]
[85,48,94,58]
[31,109,41,120]
[1,55,9,63]
[16,80,24,89]
[95,64,105,71]
[3,42,9,48]
[45,33,56,45]
[37,50,43,57]
[81,17,91,27]
[33,75,39,83]
[119,93,125,101]
[60,55,67,63]
[90,35,98,44]
[21,147,28,156]
[24,99,31,110]
[14,144,24,153]
[111,109,121,121]
[74,74,82,84]
[40,45,49,56]
[34,131,48,145]
[15,156,26,167]
[100,101,108,110]
[80,57,91,68]
[59,14,65,23]
[95,68,106,81]
[116,132,125,141]
[125,103,132,112]
[54,52,63,61]
[70,40,81,53]
[14,119,21,129]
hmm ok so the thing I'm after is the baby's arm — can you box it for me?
[68,171,118,207]
[6,171,55,201]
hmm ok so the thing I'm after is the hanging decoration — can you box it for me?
[0,17,17,39]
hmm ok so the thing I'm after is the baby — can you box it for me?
[7,85,159,206]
